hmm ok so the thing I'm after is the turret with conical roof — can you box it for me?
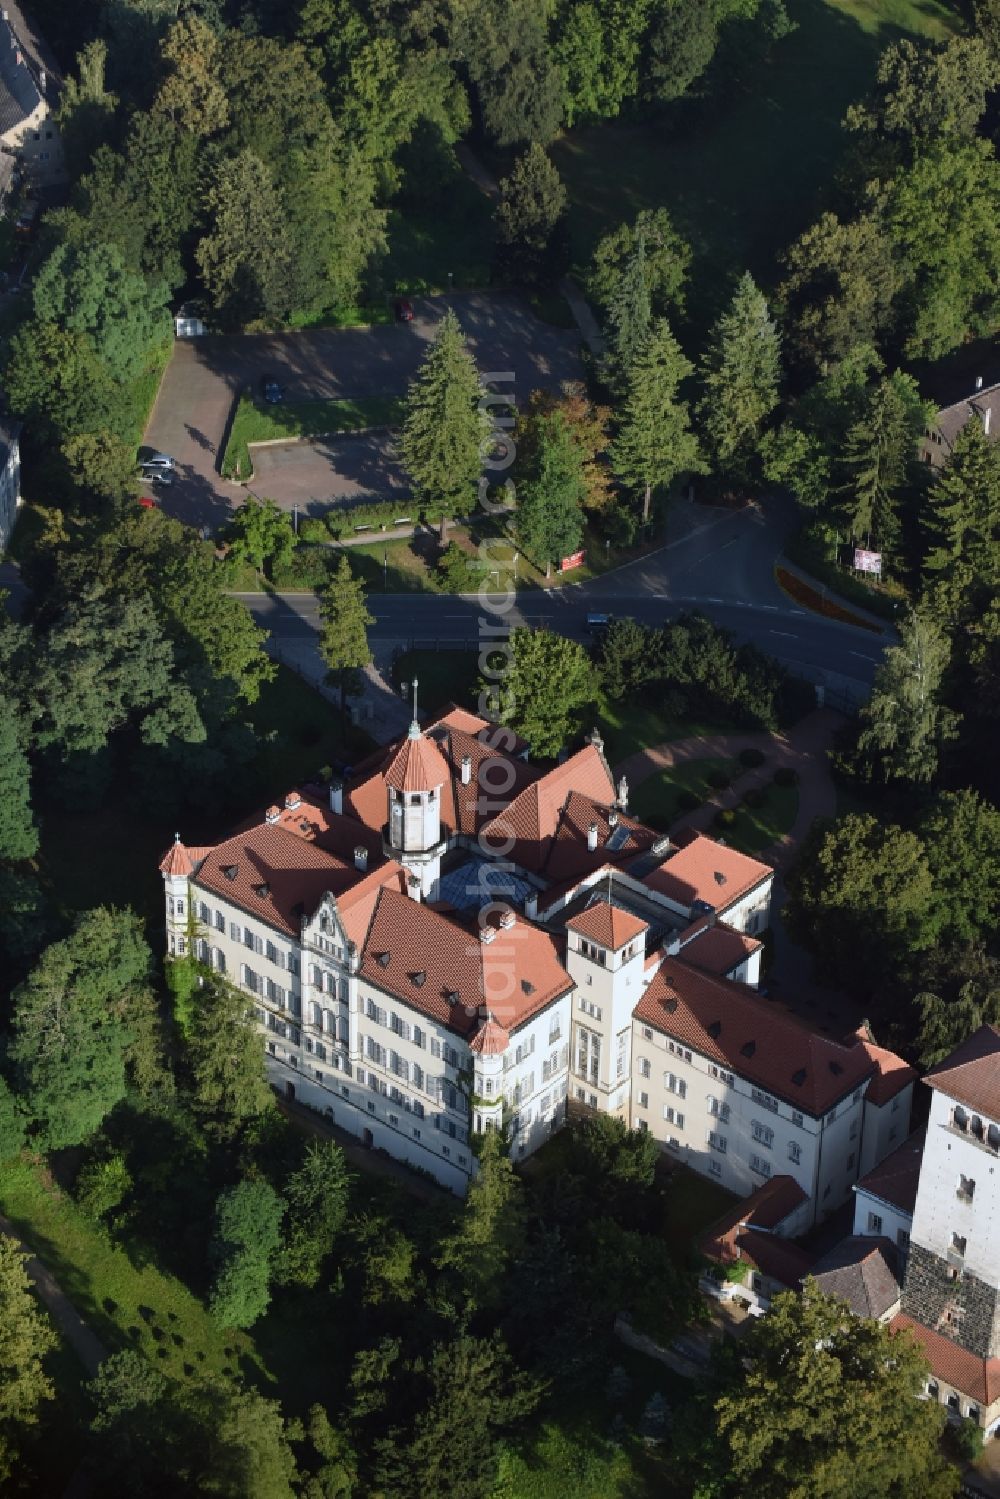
[382,678,448,901]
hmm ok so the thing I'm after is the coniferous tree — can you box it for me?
[857,610,960,784]
[274,1140,351,1289]
[612,319,702,521]
[318,554,373,711]
[604,232,650,390]
[835,371,927,556]
[697,271,781,484]
[515,410,586,575]
[922,419,1000,623]
[588,207,689,323]
[400,310,487,511]
[0,700,38,864]
[494,144,568,286]
[436,1130,525,1312]
[0,1235,57,1484]
[184,972,274,1142]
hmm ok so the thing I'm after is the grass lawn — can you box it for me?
[391,647,481,715]
[629,757,740,830]
[0,1157,257,1385]
[221,393,404,480]
[723,781,799,855]
[287,301,394,331]
[244,661,374,785]
[551,0,959,330]
[596,696,718,765]
[384,170,496,293]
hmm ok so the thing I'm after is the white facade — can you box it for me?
[859,1085,913,1176]
[910,1087,1000,1289]
[566,926,645,1117]
[853,1186,912,1254]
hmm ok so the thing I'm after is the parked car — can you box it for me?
[394,298,414,323]
[138,450,176,470]
[262,376,284,404]
[585,611,614,636]
[141,468,174,487]
[137,496,158,510]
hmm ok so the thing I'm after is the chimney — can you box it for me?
[480,925,497,945]
[265,805,280,825]
[353,845,368,872]
[985,406,992,437]
[617,775,629,812]
[524,891,538,920]
[461,754,472,786]
[285,789,302,810]
[608,808,619,829]
[587,822,599,852]
[329,779,343,815]
[499,908,515,930]
[976,375,984,392]
[39,68,45,94]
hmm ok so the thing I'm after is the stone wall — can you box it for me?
[902,1241,1000,1359]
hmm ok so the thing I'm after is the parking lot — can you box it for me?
[142,292,583,532]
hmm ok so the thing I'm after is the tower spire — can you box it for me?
[408,676,420,739]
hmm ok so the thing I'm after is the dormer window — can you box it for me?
[953,1106,968,1132]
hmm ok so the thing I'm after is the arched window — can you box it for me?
[953,1106,968,1132]
[972,1115,985,1141]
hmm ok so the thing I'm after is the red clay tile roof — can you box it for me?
[479,743,616,872]
[541,790,659,882]
[855,1130,924,1216]
[239,789,384,868]
[810,1237,902,1320]
[634,958,878,1115]
[356,890,573,1039]
[383,724,452,793]
[680,918,761,977]
[160,837,196,877]
[924,1024,1000,1119]
[193,823,363,938]
[701,1176,813,1288]
[565,900,647,949]
[469,1014,510,1055]
[639,833,772,914]
[849,1026,918,1106]
[890,1315,1000,1406]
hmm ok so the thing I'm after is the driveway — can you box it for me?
[143,292,583,530]
[251,430,409,513]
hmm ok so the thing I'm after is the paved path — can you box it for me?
[614,708,841,872]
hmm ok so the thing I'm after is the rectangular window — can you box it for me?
[638,1091,648,1108]
[792,1111,803,1128]
[750,1154,772,1179]
[709,1158,722,1177]
[708,1130,727,1154]
[638,1057,651,1079]
[751,1121,774,1149]
[867,1212,883,1234]
[957,1175,975,1203]
[952,1233,967,1257]
[215,910,225,931]
[413,1025,425,1049]
[664,1073,686,1099]
[663,1106,684,1129]
[788,1141,801,1165]
[431,1038,442,1058]
[751,1088,779,1114]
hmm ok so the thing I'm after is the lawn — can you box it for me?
[659,1164,739,1262]
[383,168,496,293]
[596,696,718,765]
[391,647,481,715]
[221,393,404,480]
[629,757,740,830]
[551,0,960,331]
[287,301,394,331]
[722,781,800,855]
[0,1158,257,1385]
[243,661,374,786]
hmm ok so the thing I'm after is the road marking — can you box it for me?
[761,605,779,611]
[768,630,796,638]
[704,596,724,603]
[849,651,878,662]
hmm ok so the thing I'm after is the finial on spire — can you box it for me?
[174,831,181,843]
[407,676,420,739]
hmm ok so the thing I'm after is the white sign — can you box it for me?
[854,548,882,575]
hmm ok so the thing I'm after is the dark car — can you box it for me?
[394,298,414,323]
[585,612,614,636]
[262,376,284,404]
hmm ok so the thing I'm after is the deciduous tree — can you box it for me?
[209,1178,285,1328]
[227,496,297,582]
[919,790,1000,950]
[197,150,294,328]
[0,699,38,863]
[436,1130,524,1312]
[0,1235,56,1484]
[588,207,689,323]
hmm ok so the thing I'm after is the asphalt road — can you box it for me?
[144,291,582,527]
[235,500,889,697]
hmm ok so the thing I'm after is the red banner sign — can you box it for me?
[560,549,585,572]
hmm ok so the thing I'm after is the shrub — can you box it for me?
[948,1420,984,1462]
[76,1153,133,1222]
[774,766,798,787]
[714,808,736,829]
[297,518,328,544]
[742,787,765,809]
[739,747,765,768]
[676,789,701,812]
[707,769,731,790]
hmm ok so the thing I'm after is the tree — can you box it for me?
[9,909,153,1148]
[779,211,898,375]
[185,972,274,1141]
[275,1140,351,1289]
[32,241,170,383]
[56,39,118,179]
[0,1235,56,1483]
[5,322,120,442]
[371,1333,540,1499]
[597,617,664,699]
[522,384,612,512]
[644,0,719,103]
[209,1178,285,1328]
[318,555,373,711]
[970,593,1000,708]
[919,790,1000,950]
[915,947,1000,1067]
[400,310,486,511]
[196,150,294,328]
[697,272,781,483]
[227,496,297,581]
[835,371,927,555]
[515,410,586,575]
[612,319,702,521]
[857,611,959,783]
[0,699,38,862]
[846,35,998,159]
[460,0,563,147]
[436,1130,525,1311]
[784,814,937,993]
[152,15,229,137]
[494,144,568,286]
[922,419,1000,623]
[588,207,689,323]
[604,232,651,390]
[681,1282,957,1498]
[484,628,594,758]
[62,428,138,507]
[0,1079,26,1161]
